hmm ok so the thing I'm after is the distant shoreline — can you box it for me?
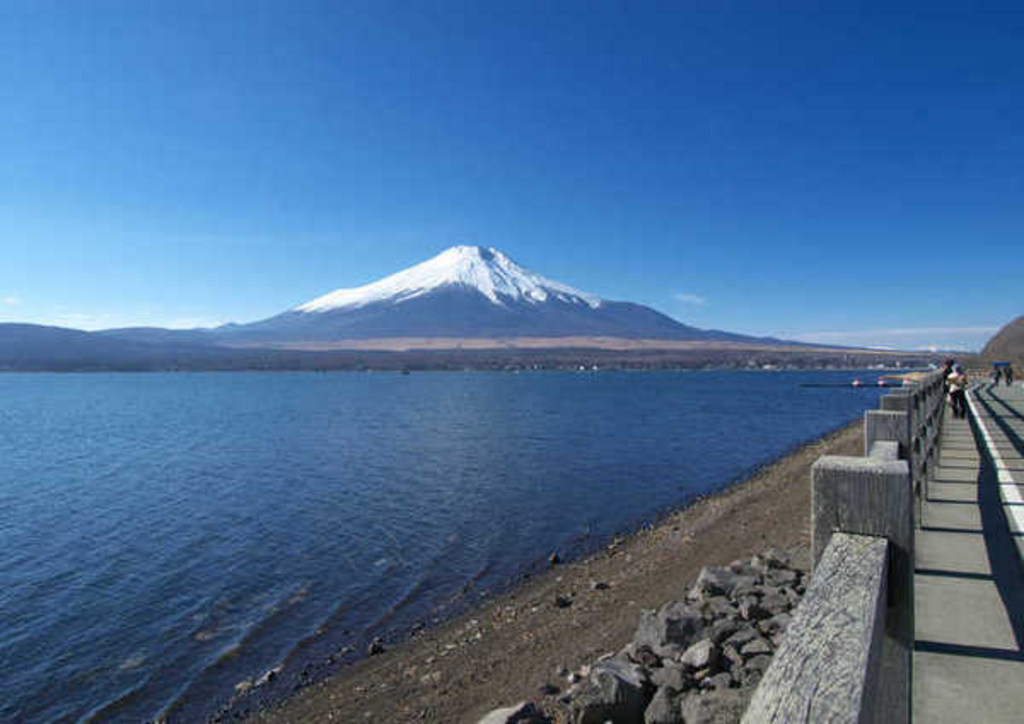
[222,336,920,353]
[0,365,934,377]
[0,347,942,374]
[1,322,950,372]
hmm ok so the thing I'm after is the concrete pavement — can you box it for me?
[912,382,1024,723]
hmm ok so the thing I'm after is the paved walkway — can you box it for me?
[912,382,1024,722]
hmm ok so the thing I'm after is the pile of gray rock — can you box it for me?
[479,549,805,724]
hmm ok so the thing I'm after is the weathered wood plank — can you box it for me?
[742,533,888,724]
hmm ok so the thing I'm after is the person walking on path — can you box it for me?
[942,358,956,395]
[948,364,969,419]
[1005,364,1015,386]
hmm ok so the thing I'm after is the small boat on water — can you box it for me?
[854,377,898,387]
[800,377,900,389]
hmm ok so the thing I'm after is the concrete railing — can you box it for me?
[743,370,946,723]
[743,532,890,722]
[873,370,946,525]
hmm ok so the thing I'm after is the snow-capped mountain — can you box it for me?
[295,245,602,312]
[214,245,762,346]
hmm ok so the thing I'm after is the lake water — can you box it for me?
[0,370,887,722]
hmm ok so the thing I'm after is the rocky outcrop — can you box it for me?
[478,549,806,724]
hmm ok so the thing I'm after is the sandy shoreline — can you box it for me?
[232,419,864,724]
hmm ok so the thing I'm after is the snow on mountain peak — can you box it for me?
[295,246,603,313]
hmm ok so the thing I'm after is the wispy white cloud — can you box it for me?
[20,311,224,331]
[674,293,707,306]
[50,313,108,329]
[782,325,999,352]
[789,326,999,342]
[3,295,20,306]
[163,317,223,330]
[922,344,976,353]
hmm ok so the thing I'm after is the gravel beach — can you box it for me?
[243,419,863,724]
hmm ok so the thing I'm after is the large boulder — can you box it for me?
[723,625,760,649]
[758,612,792,638]
[743,654,773,677]
[570,660,649,724]
[634,601,706,656]
[680,639,718,671]
[739,637,772,658]
[648,662,691,692]
[764,567,799,587]
[477,701,547,724]
[688,567,757,600]
[699,595,738,619]
[706,616,741,644]
[678,690,749,724]
[736,597,770,622]
[750,549,791,572]
[720,643,744,672]
[629,644,663,669]
[644,686,684,724]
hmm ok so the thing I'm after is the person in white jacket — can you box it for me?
[948,365,968,419]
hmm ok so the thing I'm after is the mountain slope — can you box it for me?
[0,323,380,371]
[96,327,219,345]
[220,246,766,346]
[981,316,1024,364]
[0,324,184,369]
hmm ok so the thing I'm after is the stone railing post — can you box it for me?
[879,393,918,522]
[864,409,910,458]
[811,450,913,723]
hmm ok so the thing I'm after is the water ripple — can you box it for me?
[0,370,886,722]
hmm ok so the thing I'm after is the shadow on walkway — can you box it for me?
[912,393,1024,722]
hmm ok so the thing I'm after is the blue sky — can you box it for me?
[2,1,1021,351]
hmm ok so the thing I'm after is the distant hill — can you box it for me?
[1,322,941,372]
[981,316,1024,365]
[96,327,218,345]
[0,323,297,371]
[0,324,165,370]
